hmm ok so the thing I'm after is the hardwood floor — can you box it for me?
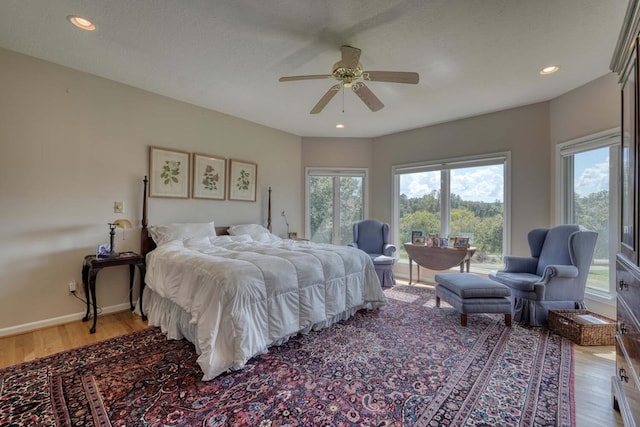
[0,309,623,426]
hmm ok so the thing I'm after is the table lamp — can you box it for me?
[106,219,132,258]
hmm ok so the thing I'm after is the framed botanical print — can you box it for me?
[149,146,190,198]
[192,153,226,200]
[228,159,257,202]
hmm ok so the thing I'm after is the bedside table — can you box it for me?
[81,253,146,333]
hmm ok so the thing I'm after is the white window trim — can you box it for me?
[304,167,369,242]
[391,151,511,256]
[555,127,620,305]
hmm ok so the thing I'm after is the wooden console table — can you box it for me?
[404,243,476,284]
[81,253,146,333]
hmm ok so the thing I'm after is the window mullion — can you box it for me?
[441,170,451,238]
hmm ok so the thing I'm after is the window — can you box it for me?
[393,153,510,272]
[558,129,620,298]
[305,168,368,244]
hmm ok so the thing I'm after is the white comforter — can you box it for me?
[144,235,387,380]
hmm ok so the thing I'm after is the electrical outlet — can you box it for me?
[113,201,124,213]
[68,280,76,294]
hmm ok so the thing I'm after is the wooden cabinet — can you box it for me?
[612,2,640,425]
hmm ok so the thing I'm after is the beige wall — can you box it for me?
[0,48,302,333]
[549,72,620,217]
[371,102,551,256]
[301,137,374,220]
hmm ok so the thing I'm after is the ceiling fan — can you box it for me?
[278,45,419,114]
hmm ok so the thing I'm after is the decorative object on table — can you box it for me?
[428,233,440,247]
[411,230,423,243]
[96,244,110,257]
[149,146,190,198]
[439,237,449,247]
[413,235,426,244]
[100,219,132,258]
[228,159,257,202]
[453,236,469,249]
[192,153,226,200]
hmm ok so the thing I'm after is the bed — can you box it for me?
[138,177,387,380]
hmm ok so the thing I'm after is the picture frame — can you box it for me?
[97,243,110,258]
[411,231,423,243]
[192,153,226,200]
[453,236,469,249]
[412,235,426,245]
[149,146,190,198]
[228,159,257,202]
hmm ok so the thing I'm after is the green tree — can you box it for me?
[574,190,609,259]
[399,211,440,244]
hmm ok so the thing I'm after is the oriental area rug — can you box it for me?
[0,285,573,426]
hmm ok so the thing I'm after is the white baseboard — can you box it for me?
[0,302,134,338]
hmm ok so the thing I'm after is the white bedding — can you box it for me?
[143,234,387,380]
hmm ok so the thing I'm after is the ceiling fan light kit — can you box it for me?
[279,45,419,114]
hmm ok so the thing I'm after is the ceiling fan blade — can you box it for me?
[363,71,419,84]
[310,84,342,114]
[352,82,384,112]
[279,74,332,82]
[340,45,361,69]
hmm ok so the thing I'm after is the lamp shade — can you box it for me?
[113,219,132,229]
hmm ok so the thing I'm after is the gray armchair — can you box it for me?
[489,224,598,326]
[348,219,397,287]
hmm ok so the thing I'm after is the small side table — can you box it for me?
[81,253,146,333]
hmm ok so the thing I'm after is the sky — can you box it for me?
[399,149,609,202]
[573,148,609,197]
[400,165,504,203]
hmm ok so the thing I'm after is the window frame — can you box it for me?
[304,167,369,244]
[556,128,620,303]
[391,151,511,267]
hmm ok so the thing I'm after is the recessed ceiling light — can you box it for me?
[67,15,96,31]
[336,123,345,129]
[540,65,559,75]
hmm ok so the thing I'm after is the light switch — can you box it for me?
[114,201,124,213]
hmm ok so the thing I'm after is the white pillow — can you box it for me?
[227,223,270,239]
[253,233,282,244]
[149,222,216,246]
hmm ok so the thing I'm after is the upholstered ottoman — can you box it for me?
[434,273,512,326]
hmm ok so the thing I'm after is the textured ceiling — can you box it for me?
[0,0,628,138]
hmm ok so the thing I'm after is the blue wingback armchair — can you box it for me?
[489,224,598,326]
[348,219,397,287]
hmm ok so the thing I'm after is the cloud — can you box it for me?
[576,157,609,196]
[400,166,503,203]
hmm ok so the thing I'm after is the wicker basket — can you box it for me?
[548,309,615,346]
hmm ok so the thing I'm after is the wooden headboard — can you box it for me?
[140,176,271,256]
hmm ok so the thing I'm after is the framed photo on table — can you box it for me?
[413,235,426,245]
[192,153,226,200]
[453,236,469,249]
[149,146,190,198]
[228,159,257,202]
[411,231,423,243]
